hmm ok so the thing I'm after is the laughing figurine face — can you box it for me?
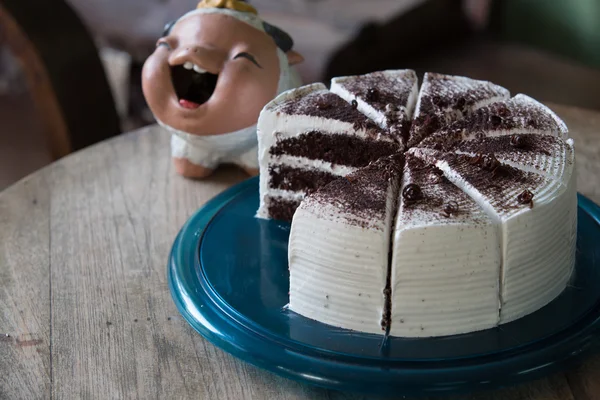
[142,4,302,178]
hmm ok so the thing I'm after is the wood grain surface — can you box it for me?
[1,103,599,399]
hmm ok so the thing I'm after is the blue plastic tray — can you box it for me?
[168,176,600,396]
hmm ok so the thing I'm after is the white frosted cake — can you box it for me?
[256,70,577,337]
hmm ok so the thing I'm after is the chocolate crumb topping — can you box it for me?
[411,114,442,142]
[428,166,449,184]
[517,190,534,208]
[316,100,331,110]
[308,154,404,225]
[431,95,449,108]
[353,118,379,132]
[402,183,423,203]
[429,172,443,184]
[490,115,502,127]
[386,103,398,112]
[422,134,556,157]
[467,153,511,178]
[510,134,527,149]
[278,91,381,136]
[351,99,358,109]
[496,104,510,117]
[335,71,415,116]
[366,88,379,101]
[441,201,459,218]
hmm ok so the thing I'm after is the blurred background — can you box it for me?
[1,0,599,190]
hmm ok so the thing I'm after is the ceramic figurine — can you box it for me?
[142,0,303,178]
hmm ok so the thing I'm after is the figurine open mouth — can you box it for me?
[171,62,218,109]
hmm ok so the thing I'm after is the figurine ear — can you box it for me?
[263,22,293,52]
[286,50,304,66]
[163,20,176,37]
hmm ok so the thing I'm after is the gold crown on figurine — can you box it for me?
[196,0,258,15]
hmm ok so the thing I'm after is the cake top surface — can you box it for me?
[421,132,557,155]
[331,70,418,115]
[397,154,491,226]
[330,70,418,145]
[417,73,510,114]
[270,85,381,133]
[301,154,404,228]
[420,94,569,148]
[414,148,554,218]
[408,72,510,146]
[259,70,572,225]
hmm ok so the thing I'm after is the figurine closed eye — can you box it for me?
[142,0,303,178]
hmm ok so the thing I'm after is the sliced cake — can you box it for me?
[407,73,510,147]
[419,134,575,181]
[389,154,501,337]
[257,71,576,337]
[288,155,404,334]
[414,148,577,324]
[330,70,419,145]
[257,83,399,221]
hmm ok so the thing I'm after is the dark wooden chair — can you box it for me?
[0,0,121,159]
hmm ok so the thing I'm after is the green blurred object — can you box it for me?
[494,0,600,68]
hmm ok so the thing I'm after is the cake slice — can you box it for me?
[330,70,419,145]
[420,94,569,149]
[407,73,510,147]
[389,154,501,337]
[419,134,575,181]
[288,155,403,334]
[412,148,577,324]
[257,83,398,220]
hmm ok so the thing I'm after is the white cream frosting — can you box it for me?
[410,146,577,325]
[389,157,501,337]
[288,177,399,333]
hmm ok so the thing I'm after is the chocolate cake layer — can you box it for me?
[267,197,301,222]
[269,131,400,168]
[269,165,338,192]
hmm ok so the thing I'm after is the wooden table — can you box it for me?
[1,104,599,400]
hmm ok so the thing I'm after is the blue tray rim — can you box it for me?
[168,176,600,395]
